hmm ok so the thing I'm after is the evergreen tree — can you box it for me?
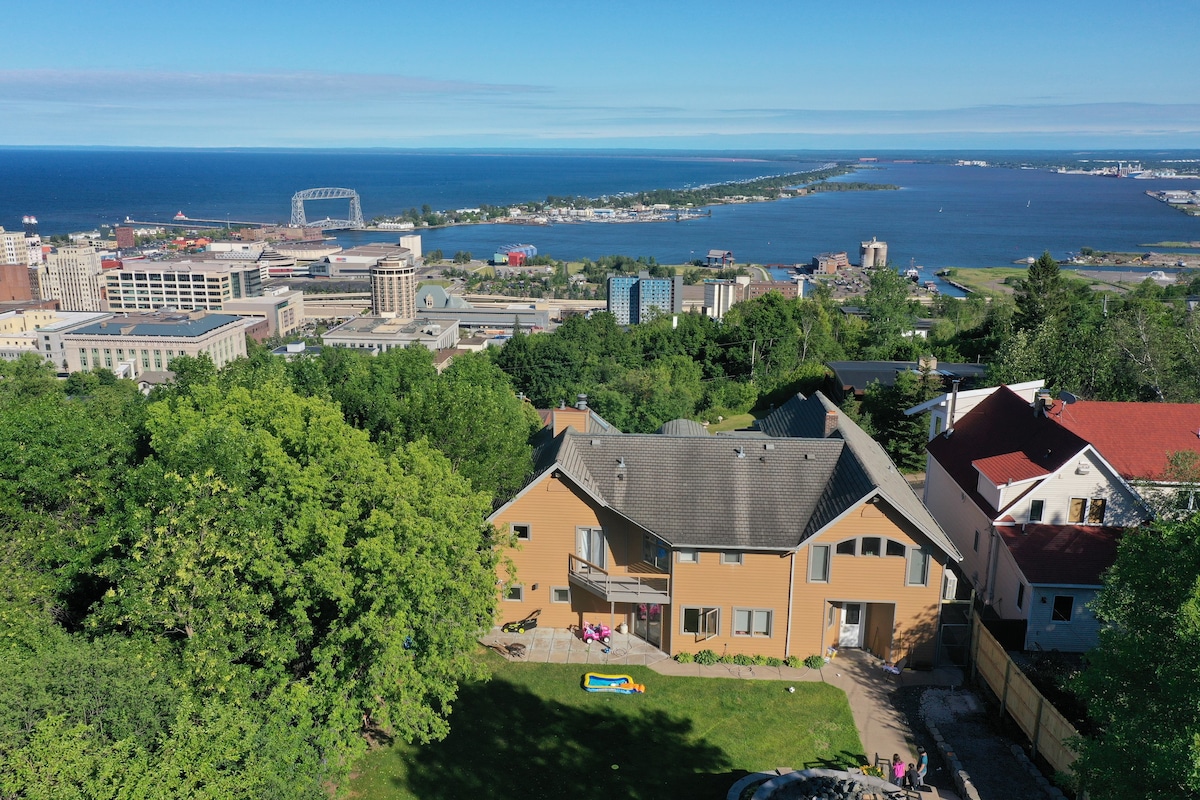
[1013,251,1070,332]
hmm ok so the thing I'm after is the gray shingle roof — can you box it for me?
[760,393,962,561]
[501,392,961,561]
[566,432,847,549]
[656,419,711,437]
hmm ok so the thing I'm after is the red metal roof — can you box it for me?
[972,452,1052,485]
[999,524,1122,586]
[1049,401,1200,481]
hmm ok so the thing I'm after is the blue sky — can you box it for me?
[4,0,1198,148]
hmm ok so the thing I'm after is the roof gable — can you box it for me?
[927,386,1090,517]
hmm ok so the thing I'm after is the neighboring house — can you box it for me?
[918,385,1166,652]
[489,392,962,667]
[825,357,988,402]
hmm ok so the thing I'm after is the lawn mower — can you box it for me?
[501,608,541,634]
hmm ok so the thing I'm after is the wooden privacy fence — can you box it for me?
[971,611,1080,777]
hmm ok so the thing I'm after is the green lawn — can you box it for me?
[347,651,862,800]
[704,412,760,433]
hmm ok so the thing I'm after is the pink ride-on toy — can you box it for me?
[581,621,612,645]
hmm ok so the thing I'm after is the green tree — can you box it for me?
[1075,516,1200,800]
[859,366,943,471]
[1013,251,1070,332]
[861,267,918,360]
[393,353,539,498]
[453,250,472,264]
[86,379,502,768]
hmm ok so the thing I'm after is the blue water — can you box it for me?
[3,149,1198,276]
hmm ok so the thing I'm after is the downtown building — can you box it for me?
[606,271,683,325]
[104,260,263,312]
[39,246,106,311]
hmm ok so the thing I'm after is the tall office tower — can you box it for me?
[43,246,105,311]
[370,252,416,318]
[0,228,27,266]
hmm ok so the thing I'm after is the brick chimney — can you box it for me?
[824,409,839,437]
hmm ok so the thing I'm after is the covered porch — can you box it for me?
[823,600,897,663]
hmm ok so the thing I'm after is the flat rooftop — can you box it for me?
[326,315,455,336]
[69,312,243,338]
[109,260,258,275]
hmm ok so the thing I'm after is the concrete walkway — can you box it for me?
[482,627,964,798]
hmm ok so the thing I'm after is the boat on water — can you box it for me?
[904,267,920,282]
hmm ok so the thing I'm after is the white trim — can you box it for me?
[903,379,1046,416]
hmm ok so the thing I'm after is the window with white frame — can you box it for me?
[511,522,531,540]
[1029,499,1044,523]
[681,606,720,640]
[1016,582,1026,609]
[720,551,743,565]
[551,587,570,604]
[809,544,830,582]
[906,546,931,586]
[1068,497,1107,524]
[677,549,698,563]
[733,608,773,637]
[505,585,524,601]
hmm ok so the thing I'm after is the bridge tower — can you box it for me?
[289,188,364,229]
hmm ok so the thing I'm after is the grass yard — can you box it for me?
[704,412,760,433]
[347,650,862,800]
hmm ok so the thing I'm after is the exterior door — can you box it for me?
[839,603,864,648]
[577,527,605,570]
[632,603,662,648]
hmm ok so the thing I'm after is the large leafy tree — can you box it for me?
[91,379,499,749]
[861,267,919,360]
[394,353,540,498]
[1075,516,1200,800]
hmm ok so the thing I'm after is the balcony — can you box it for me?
[567,554,671,605]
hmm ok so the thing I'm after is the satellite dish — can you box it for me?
[1058,391,1078,405]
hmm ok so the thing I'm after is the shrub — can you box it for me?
[695,649,719,666]
[751,654,769,666]
[803,654,826,670]
[673,651,694,664]
[784,655,803,669]
[765,656,783,667]
[732,654,754,666]
[718,654,736,664]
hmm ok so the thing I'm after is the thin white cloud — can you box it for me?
[0,68,544,101]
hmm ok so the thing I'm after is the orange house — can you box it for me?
[490,393,963,666]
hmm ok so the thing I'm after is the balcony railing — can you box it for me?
[567,554,671,604]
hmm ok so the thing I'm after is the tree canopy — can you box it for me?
[1075,515,1200,800]
[0,357,505,797]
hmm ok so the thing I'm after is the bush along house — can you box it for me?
[489,393,962,666]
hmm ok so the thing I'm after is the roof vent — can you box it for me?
[616,457,625,470]
[736,446,745,459]
[764,443,775,450]
[591,438,601,446]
